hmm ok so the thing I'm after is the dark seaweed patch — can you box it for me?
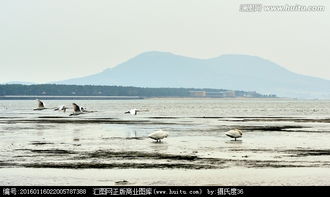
[16,158,326,169]
[8,119,177,125]
[222,117,330,123]
[149,117,181,119]
[242,161,311,168]
[229,148,275,152]
[125,137,144,140]
[16,148,75,154]
[30,149,74,154]
[102,137,145,140]
[0,162,17,167]
[78,150,199,161]
[30,141,54,146]
[238,125,306,131]
[0,117,23,119]
[21,162,217,169]
[285,149,330,157]
[38,116,68,119]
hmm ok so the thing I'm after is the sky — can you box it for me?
[0,0,329,83]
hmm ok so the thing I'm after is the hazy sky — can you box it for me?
[0,0,329,83]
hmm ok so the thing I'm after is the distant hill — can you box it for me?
[56,51,330,99]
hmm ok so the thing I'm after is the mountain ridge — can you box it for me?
[55,51,330,99]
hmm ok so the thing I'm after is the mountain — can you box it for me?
[56,51,330,99]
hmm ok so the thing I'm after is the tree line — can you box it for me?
[0,84,276,98]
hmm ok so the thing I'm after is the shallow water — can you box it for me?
[0,98,330,185]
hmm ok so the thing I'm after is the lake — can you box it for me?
[0,98,330,185]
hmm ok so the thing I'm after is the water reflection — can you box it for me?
[149,142,169,152]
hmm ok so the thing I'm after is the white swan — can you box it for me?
[125,109,139,115]
[33,99,47,110]
[225,129,243,141]
[148,130,169,142]
[54,105,68,112]
[69,103,84,116]
[125,109,149,115]
[69,103,96,116]
[80,106,88,112]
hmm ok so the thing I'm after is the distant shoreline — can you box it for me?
[0,95,295,100]
[0,95,144,100]
[0,84,276,99]
[1,96,326,101]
